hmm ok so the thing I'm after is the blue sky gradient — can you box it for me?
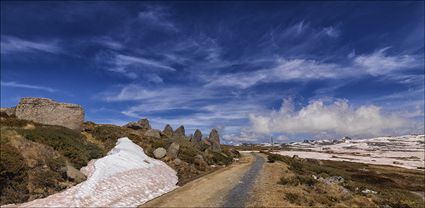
[1,2,424,143]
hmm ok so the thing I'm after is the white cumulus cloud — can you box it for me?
[249,99,409,137]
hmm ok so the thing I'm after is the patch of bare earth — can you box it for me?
[140,153,255,207]
[247,153,294,207]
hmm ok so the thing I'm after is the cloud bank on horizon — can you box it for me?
[1,2,424,143]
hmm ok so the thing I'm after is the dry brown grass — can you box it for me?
[249,152,424,208]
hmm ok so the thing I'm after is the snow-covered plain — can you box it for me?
[15,137,178,207]
[278,135,425,170]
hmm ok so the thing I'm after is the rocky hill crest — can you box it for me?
[3,97,84,131]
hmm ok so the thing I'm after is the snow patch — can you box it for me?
[279,135,425,170]
[16,137,178,207]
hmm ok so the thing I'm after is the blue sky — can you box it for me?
[1,1,424,143]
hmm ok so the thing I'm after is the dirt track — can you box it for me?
[141,152,260,207]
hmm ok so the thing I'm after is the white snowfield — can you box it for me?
[15,137,178,207]
[279,135,425,170]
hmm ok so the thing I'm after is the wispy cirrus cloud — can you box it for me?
[95,52,176,79]
[1,35,62,54]
[99,83,268,134]
[91,36,124,50]
[353,47,420,75]
[1,81,57,92]
[322,26,340,38]
[205,48,423,89]
[137,5,177,31]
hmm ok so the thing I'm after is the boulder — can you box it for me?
[123,118,151,131]
[65,162,86,183]
[162,124,174,138]
[174,125,185,139]
[153,147,166,159]
[167,142,180,159]
[15,97,84,131]
[319,176,345,185]
[0,107,15,117]
[173,158,182,166]
[144,129,161,139]
[194,154,208,171]
[208,128,221,152]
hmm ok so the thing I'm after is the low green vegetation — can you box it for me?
[91,125,141,151]
[17,125,103,169]
[0,115,103,205]
[0,112,30,127]
[179,144,200,164]
[210,151,233,165]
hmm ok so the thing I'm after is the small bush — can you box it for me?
[279,175,316,186]
[222,147,240,158]
[285,192,301,204]
[211,151,233,165]
[279,177,298,186]
[179,144,200,164]
[267,154,278,163]
[0,116,30,128]
[289,160,304,172]
[151,139,172,150]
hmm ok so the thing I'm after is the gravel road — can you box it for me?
[223,153,265,207]
[140,152,258,207]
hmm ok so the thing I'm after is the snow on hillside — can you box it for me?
[15,137,178,207]
[279,135,425,170]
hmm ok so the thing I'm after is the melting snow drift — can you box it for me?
[15,137,178,207]
[279,135,425,170]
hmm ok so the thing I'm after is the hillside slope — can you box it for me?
[15,137,178,207]
[0,113,103,205]
[0,112,238,205]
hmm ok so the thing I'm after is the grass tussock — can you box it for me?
[16,125,103,169]
[0,143,29,204]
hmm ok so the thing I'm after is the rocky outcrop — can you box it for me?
[0,107,15,117]
[153,147,167,159]
[167,142,180,159]
[15,97,84,131]
[192,129,202,143]
[144,129,161,139]
[162,124,174,138]
[208,128,221,152]
[174,125,185,139]
[123,118,151,131]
